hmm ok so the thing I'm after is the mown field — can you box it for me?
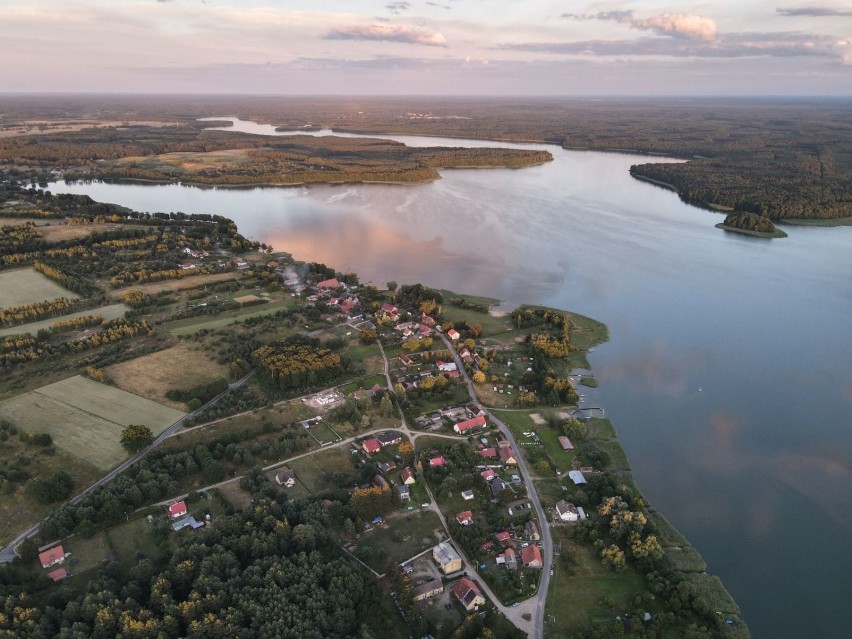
[0,376,184,469]
[163,300,295,335]
[106,342,228,409]
[0,267,78,308]
[0,302,128,338]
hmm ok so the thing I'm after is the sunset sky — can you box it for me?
[1,0,850,94]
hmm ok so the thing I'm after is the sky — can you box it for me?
[1,0,850,95]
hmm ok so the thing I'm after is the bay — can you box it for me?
[47,118,852,638]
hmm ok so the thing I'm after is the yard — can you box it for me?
[0,376,185,470]
[104,516,166,569]
[286,447,359,494]
[106,342,229,409]
[0,267,79,309]
[353,510,445,573]
[545,531,648,635]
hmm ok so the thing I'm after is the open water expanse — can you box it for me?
[49,118,852,638]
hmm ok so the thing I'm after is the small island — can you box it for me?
[715,212,788,239]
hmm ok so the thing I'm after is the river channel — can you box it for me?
[48,118,852,638]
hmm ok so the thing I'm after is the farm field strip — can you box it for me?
[106,271,242,298]
[164,300,294,335]
[0,303,129,337]
[0,267,78,308]
[0,376,184,469]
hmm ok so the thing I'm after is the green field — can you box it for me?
[0,376,185,469]
[0,303,128,338]
[163,300,295,335]
[356,511,445,573]
[0,267,79,309]
[286,447,359,493]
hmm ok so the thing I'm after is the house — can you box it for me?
[453,577,486,611]
[372,475,388,489]
[481,469,497,482]
[397,484,411,501]
[456,511,474,526]
[400,467,416,485]
[555,500,580,522]
[568,470,588,485]
[377,460,397,474]
[461,489,475,501]
[453,415,487,435]
[379,303,399,321]
[495,531,513,548]
[399,354,414,367]
[38,546,65,569]
[480,540,494,552]
[275,470,296,487]
[168,501,187,519]
[433,541,463,574]
[418,324,432,337]
[477,447,497,459]
[362,438,381,454]
[317,277,340,290]
[376,431,403,447]
[172,516,205,532]
[47,567,67,582]
[521,545,543,568]
[525,520,540,541]
[413,581,444,601]
[447,329,461,341]
[490,478,507,500]
[466,403,484,418]
[558,435,574,451]
[499,447,517,466]
[501,547,518,570]
[429,456,446,468]
[370,383,384,397]
[437,361,457,373]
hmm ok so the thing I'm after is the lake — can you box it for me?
[48,118,852,638]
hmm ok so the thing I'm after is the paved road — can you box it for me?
[439,333,553,639]
[0,370,256,563]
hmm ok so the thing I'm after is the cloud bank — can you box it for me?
[777,6,852,17]
[325,23,447,47]
[564,10,718,41]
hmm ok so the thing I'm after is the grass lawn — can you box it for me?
[106,342,228,409]
[545,532,647,635]
[287,447,359,493]
[64,531,112,575]
[217,479,254,510]
[0,445,100,547]
[0,303,129,338]
[0,267,79,308]
[438,289,501,310]
[105,516,165,568]
[355,510,445,573]
[440,305,510,337]
[163,300,295,335]
[0,376,184,470]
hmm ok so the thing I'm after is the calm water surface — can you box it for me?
[49,118,852,638]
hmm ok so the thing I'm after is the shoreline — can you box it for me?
[715,222,788,239]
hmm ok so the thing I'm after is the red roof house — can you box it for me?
[47,567,68,582]
[400,467,416,485]
[447,329,461,341]
[481,469,497,481]
[477,447,497,459]
[495,531,513,547]
[168,501,187,519]
[38,546,65,569]
[453,577,485,611]
[456,511,474,526]
[521,544,543,568]
[429,456,446,467]
[362,438,381,454]
[317,278,340,289]
[454,415,486,435]
[499,447,517,465]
